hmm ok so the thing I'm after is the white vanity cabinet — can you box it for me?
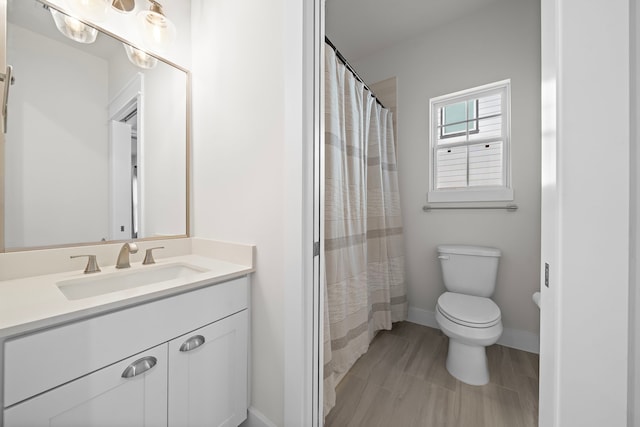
[168,311,248,427]
[4,344,168,427]
[2,276,249,427]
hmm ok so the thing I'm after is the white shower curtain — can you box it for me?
[323,44,407,417]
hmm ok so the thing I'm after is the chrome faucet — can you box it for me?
[116,242,138,269]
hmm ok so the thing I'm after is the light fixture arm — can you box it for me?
[112,0,135,12]
[148,0,164,16]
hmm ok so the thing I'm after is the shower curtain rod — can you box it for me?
[325,36,386,109]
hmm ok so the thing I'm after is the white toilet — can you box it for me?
[435,244,503,386]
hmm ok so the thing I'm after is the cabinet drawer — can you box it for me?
[4,276,248,407]
[5,344,168,427]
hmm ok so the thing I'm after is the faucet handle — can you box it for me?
[143,246,164,265]
[70,255,101,274]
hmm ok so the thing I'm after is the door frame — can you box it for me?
[283,0,323,425]
[539,0,631,425]
[300,0,634,426]
[108,73,144,240]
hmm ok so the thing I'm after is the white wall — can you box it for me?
[539,0,631,425]
[5,24,109,248]
[351,0,541,351]
[191,1,291,425]
[105,11,189,240]
[141,64,187,237]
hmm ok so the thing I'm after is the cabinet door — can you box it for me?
[168,310,248,427]
[4,344,168,427]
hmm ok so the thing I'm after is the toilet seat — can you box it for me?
[436,292,501,328]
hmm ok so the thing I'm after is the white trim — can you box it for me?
[315,3,325,426]
[550,1,630,425]
[499,328,540,354]
[428,80,512,202]
[631,0,640,424]
[407,306,439,328]
[539,0,559,424]
[407,306,540,354]
[283,0,320,425]
[108,73,144,240]
[430,79,512,104]
[108,73,143,118]
[241,406,278,427]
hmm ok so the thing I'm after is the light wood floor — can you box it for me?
[325,322,539,427]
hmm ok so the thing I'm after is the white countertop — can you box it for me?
[0,243,255,339]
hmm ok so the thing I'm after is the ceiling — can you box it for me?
[325,0,502,62]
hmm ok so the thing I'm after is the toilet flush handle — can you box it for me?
[438,255,450,260]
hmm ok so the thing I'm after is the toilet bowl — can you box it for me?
[435,245,503,386]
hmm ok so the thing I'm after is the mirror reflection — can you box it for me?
[4,0,188,251]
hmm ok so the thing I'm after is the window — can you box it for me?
[440,100,478,138]
[428,80,512,203]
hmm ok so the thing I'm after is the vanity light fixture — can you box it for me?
[49,8,98,44]
[123,43,158,69]
[67,0,111,21]
[137,1,176,52]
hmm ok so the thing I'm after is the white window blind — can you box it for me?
[428,80,512,202]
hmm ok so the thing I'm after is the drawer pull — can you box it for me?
[121,356,157,378]
[179,335,205,352]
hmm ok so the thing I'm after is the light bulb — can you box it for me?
[137,2,176,53]
[64,15,84,32]
[49,8,98,44]
[123,43,158,69]
[68,0,110,22]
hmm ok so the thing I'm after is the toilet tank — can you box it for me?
[437,245,501,297]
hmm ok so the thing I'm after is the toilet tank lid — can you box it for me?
[437,245,501,257]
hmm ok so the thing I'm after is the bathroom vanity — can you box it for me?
[0,0,256,424]
[0,240,254,427]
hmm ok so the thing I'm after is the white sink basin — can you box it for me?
[57,263,209,301]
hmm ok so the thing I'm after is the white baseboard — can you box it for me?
[407,306,540,354]
[239,407,278,427]
[498,327,540,354]
[408,306,439,329]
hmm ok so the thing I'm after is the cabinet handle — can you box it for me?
[121,356,157,378]
[179,335,205,352]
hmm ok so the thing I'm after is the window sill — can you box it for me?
[427,188,514,203]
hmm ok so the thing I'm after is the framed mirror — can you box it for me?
[3,0,189,251]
